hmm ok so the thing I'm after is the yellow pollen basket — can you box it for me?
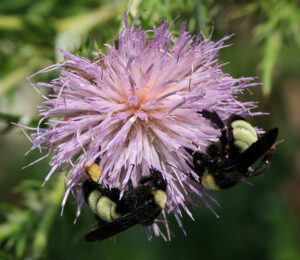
[84,162,102,182]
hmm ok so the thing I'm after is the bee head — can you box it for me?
[150,168,167,191]
[139,168,167,191]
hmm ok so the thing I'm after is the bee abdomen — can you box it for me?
[232,120,258,152]
[88,190,120,222]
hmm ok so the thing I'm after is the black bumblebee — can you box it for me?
[187,110,278,190]
[82,164,167,241]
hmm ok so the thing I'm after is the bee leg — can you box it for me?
[186,147,211,162]
[200,110,225,130]
[127,179,134,190]
[247,162,270,177]
[139,175,154,185]
[200,110,228,154]
[94,157,101,165]
[246,146,275,177]
[94,146,102,164]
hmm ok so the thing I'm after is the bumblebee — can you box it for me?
[187,110,278,190]
[82,163,167,241]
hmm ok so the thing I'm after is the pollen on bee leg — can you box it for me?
[84,162,102,182]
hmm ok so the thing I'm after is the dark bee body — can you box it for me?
[82,168,167,241]
[187,110,278,190]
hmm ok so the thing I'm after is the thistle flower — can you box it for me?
[19,14,261,239]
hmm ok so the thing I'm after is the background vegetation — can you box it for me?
[0,0,300,259]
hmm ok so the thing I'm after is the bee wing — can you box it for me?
[224,128,278,171]
[85,212,138,242]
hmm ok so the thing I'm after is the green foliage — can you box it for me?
[0,177,65,259]
[230,0,300,94]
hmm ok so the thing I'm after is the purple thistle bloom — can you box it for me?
[19,14,261,239]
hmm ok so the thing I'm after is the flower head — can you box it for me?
[20,14,260,238]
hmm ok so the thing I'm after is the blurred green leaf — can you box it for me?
[229,2,259,20]
[260,32,281,95]
[0,15,23,30]
[55,4,125,61]
[0,176,65,259]
[195,0,210,36]
[0,111,48,134]
[269,206,300,260]
[32,176,65,258]
[0,112,21,134]
[0,67,30,97]
[0,112,20,122]
[229,0,300,95]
